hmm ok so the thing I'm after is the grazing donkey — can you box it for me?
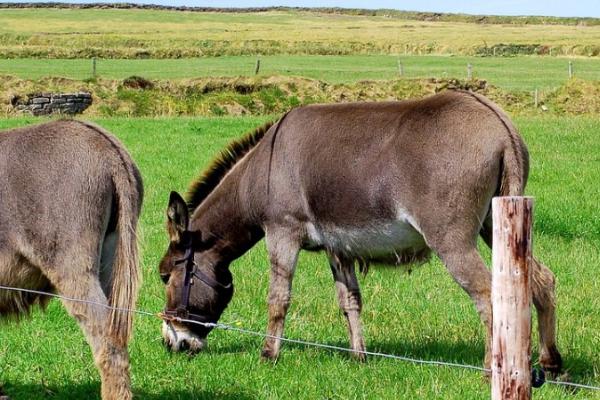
[159,90,562,374]
[0,120,143,400]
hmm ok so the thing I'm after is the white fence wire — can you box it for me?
[1,284,599,393]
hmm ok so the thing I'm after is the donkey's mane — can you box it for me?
[186,121,275,211]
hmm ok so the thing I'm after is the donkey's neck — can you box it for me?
[187,122,275,260]
[191,156,263,261]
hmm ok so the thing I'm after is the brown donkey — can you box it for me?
[159,90,562,374]
[0,120,143,400]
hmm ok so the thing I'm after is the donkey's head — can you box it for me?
[159,191,234,354]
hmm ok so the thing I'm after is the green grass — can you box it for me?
[2,8,600,58]
[0,115,599,399]
[2,55,600,90]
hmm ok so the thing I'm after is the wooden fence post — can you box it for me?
[467,63,473,80]
[92,57,97,78]
[255,57,261,75]
[568,61,573,78]
[492,196,533,400]
[397,58,404,76]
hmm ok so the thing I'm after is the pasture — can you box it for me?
[0,115,598,399]
[2,8,600,58]
[2,55,600,90]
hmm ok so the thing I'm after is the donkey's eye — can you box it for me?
[160,273,170,284]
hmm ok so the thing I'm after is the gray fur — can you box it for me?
[160,90,561,372]
[0,120,143,400]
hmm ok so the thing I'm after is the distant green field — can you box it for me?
[2,55,600,90]
[0,115,599,399]
[1,8,600,58]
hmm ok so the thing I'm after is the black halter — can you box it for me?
[162,231,231,324]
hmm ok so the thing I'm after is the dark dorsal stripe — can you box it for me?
[186,121,275,212]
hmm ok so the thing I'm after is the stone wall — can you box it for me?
[13,92,92,116]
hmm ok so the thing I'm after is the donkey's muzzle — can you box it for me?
[162,321,206,354]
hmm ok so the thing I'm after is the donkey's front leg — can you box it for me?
[329,255,366,361]
[261,227,300,360]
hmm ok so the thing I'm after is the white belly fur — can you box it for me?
[305,217,428,264]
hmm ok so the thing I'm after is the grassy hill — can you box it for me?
[1,6,600,58]
[1,5,599,116]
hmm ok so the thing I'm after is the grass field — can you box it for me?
[2,8,600,58]
[2,55,600,91]
[0,115,599,399]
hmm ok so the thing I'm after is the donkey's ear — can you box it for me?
[166,191,189,242]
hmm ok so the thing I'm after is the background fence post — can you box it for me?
[397,58,403,76]
[92,57,97,78]
[467,63,472,80]
[568,61,573,78]
[491,196,533,400]
[255,57,261,75]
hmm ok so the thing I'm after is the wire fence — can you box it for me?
[1,55,600,92]
[1,284,599,393]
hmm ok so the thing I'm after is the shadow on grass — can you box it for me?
[205,335,486,366]
[560,353,599,385]
[208,336,598,380]
[152,334,599,397]
[535,211,600,242]
[2,382,255,400]
[365,338,485,366]
[207,337,262,355]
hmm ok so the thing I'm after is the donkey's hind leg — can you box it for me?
[426,230,493,370]
[44,258,132,400]
[329,255,365,361]
[480,221,562,373]
[531,258,562,373]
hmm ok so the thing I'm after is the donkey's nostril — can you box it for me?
[179,340,190,352]
[160,273,170,284]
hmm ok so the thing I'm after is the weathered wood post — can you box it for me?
[492,196,533,400]
[92,57,97,78]
[568,61,573,78]
[467,63,473,80]
[397,58,404,76]
[255,57,261,75]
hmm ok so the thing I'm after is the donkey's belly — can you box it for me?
[304,219,429,265]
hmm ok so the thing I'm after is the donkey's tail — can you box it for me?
[497,110,529,197]
[460,90,530,196]
[76,120,143,345]
[109,156,143,345]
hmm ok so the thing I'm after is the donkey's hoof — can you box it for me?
[540,347,563,376]
[351,350,367,362]
[260,348,279,362]
[542,364,563,379]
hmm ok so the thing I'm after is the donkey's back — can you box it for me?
[0,120,143,400]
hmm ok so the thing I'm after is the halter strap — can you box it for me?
[164,230,230,321]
